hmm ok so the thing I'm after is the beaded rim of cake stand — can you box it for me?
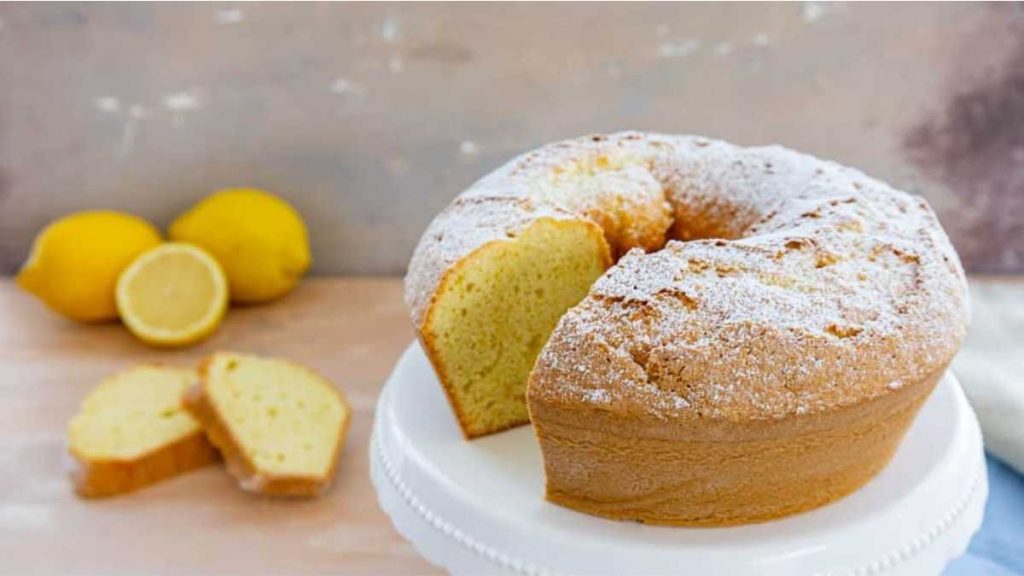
[371,430,548,576]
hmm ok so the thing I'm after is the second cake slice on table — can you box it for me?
[69,366,218,497]
[185,352,351,496]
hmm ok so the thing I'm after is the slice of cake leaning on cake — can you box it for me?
[404,132,969,525]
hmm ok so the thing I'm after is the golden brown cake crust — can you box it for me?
[532,366,946,525]
[70,430,218,498]
[183,356,351,497]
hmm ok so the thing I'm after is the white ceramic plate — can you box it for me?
[371,342,987,576]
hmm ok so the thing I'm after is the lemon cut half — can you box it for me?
[116,243,229,347]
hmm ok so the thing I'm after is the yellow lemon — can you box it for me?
[116,243,228,348]
[169,188,311,304]
[17,211,162,322]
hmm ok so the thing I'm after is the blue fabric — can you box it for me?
[945,455,1024,575]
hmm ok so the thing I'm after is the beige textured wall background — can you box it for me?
[1,2,1022,275]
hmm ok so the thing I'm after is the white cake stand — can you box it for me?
[370,342,987,576]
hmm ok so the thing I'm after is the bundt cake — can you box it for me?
[405,132,968,524]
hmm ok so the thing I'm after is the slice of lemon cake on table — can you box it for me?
[184,352,351,497]
[67,366,218,498]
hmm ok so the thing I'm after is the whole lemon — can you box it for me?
[17,211,162,322]
[169,188,311,304]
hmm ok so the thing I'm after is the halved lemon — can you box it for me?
[116,243,229,348]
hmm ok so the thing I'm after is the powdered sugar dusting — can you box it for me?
[406,132,969,420]
[404,195,575,327]
[582,388,611,404]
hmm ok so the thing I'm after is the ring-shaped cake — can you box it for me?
[405,132,968,525]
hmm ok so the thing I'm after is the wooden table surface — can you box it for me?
[1,276,1020,574]
[0,278,441,575]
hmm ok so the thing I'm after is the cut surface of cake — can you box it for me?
[185,352,350,496]
[68,366,218,497]
[406,145,671,439]
[416,216,610,437]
